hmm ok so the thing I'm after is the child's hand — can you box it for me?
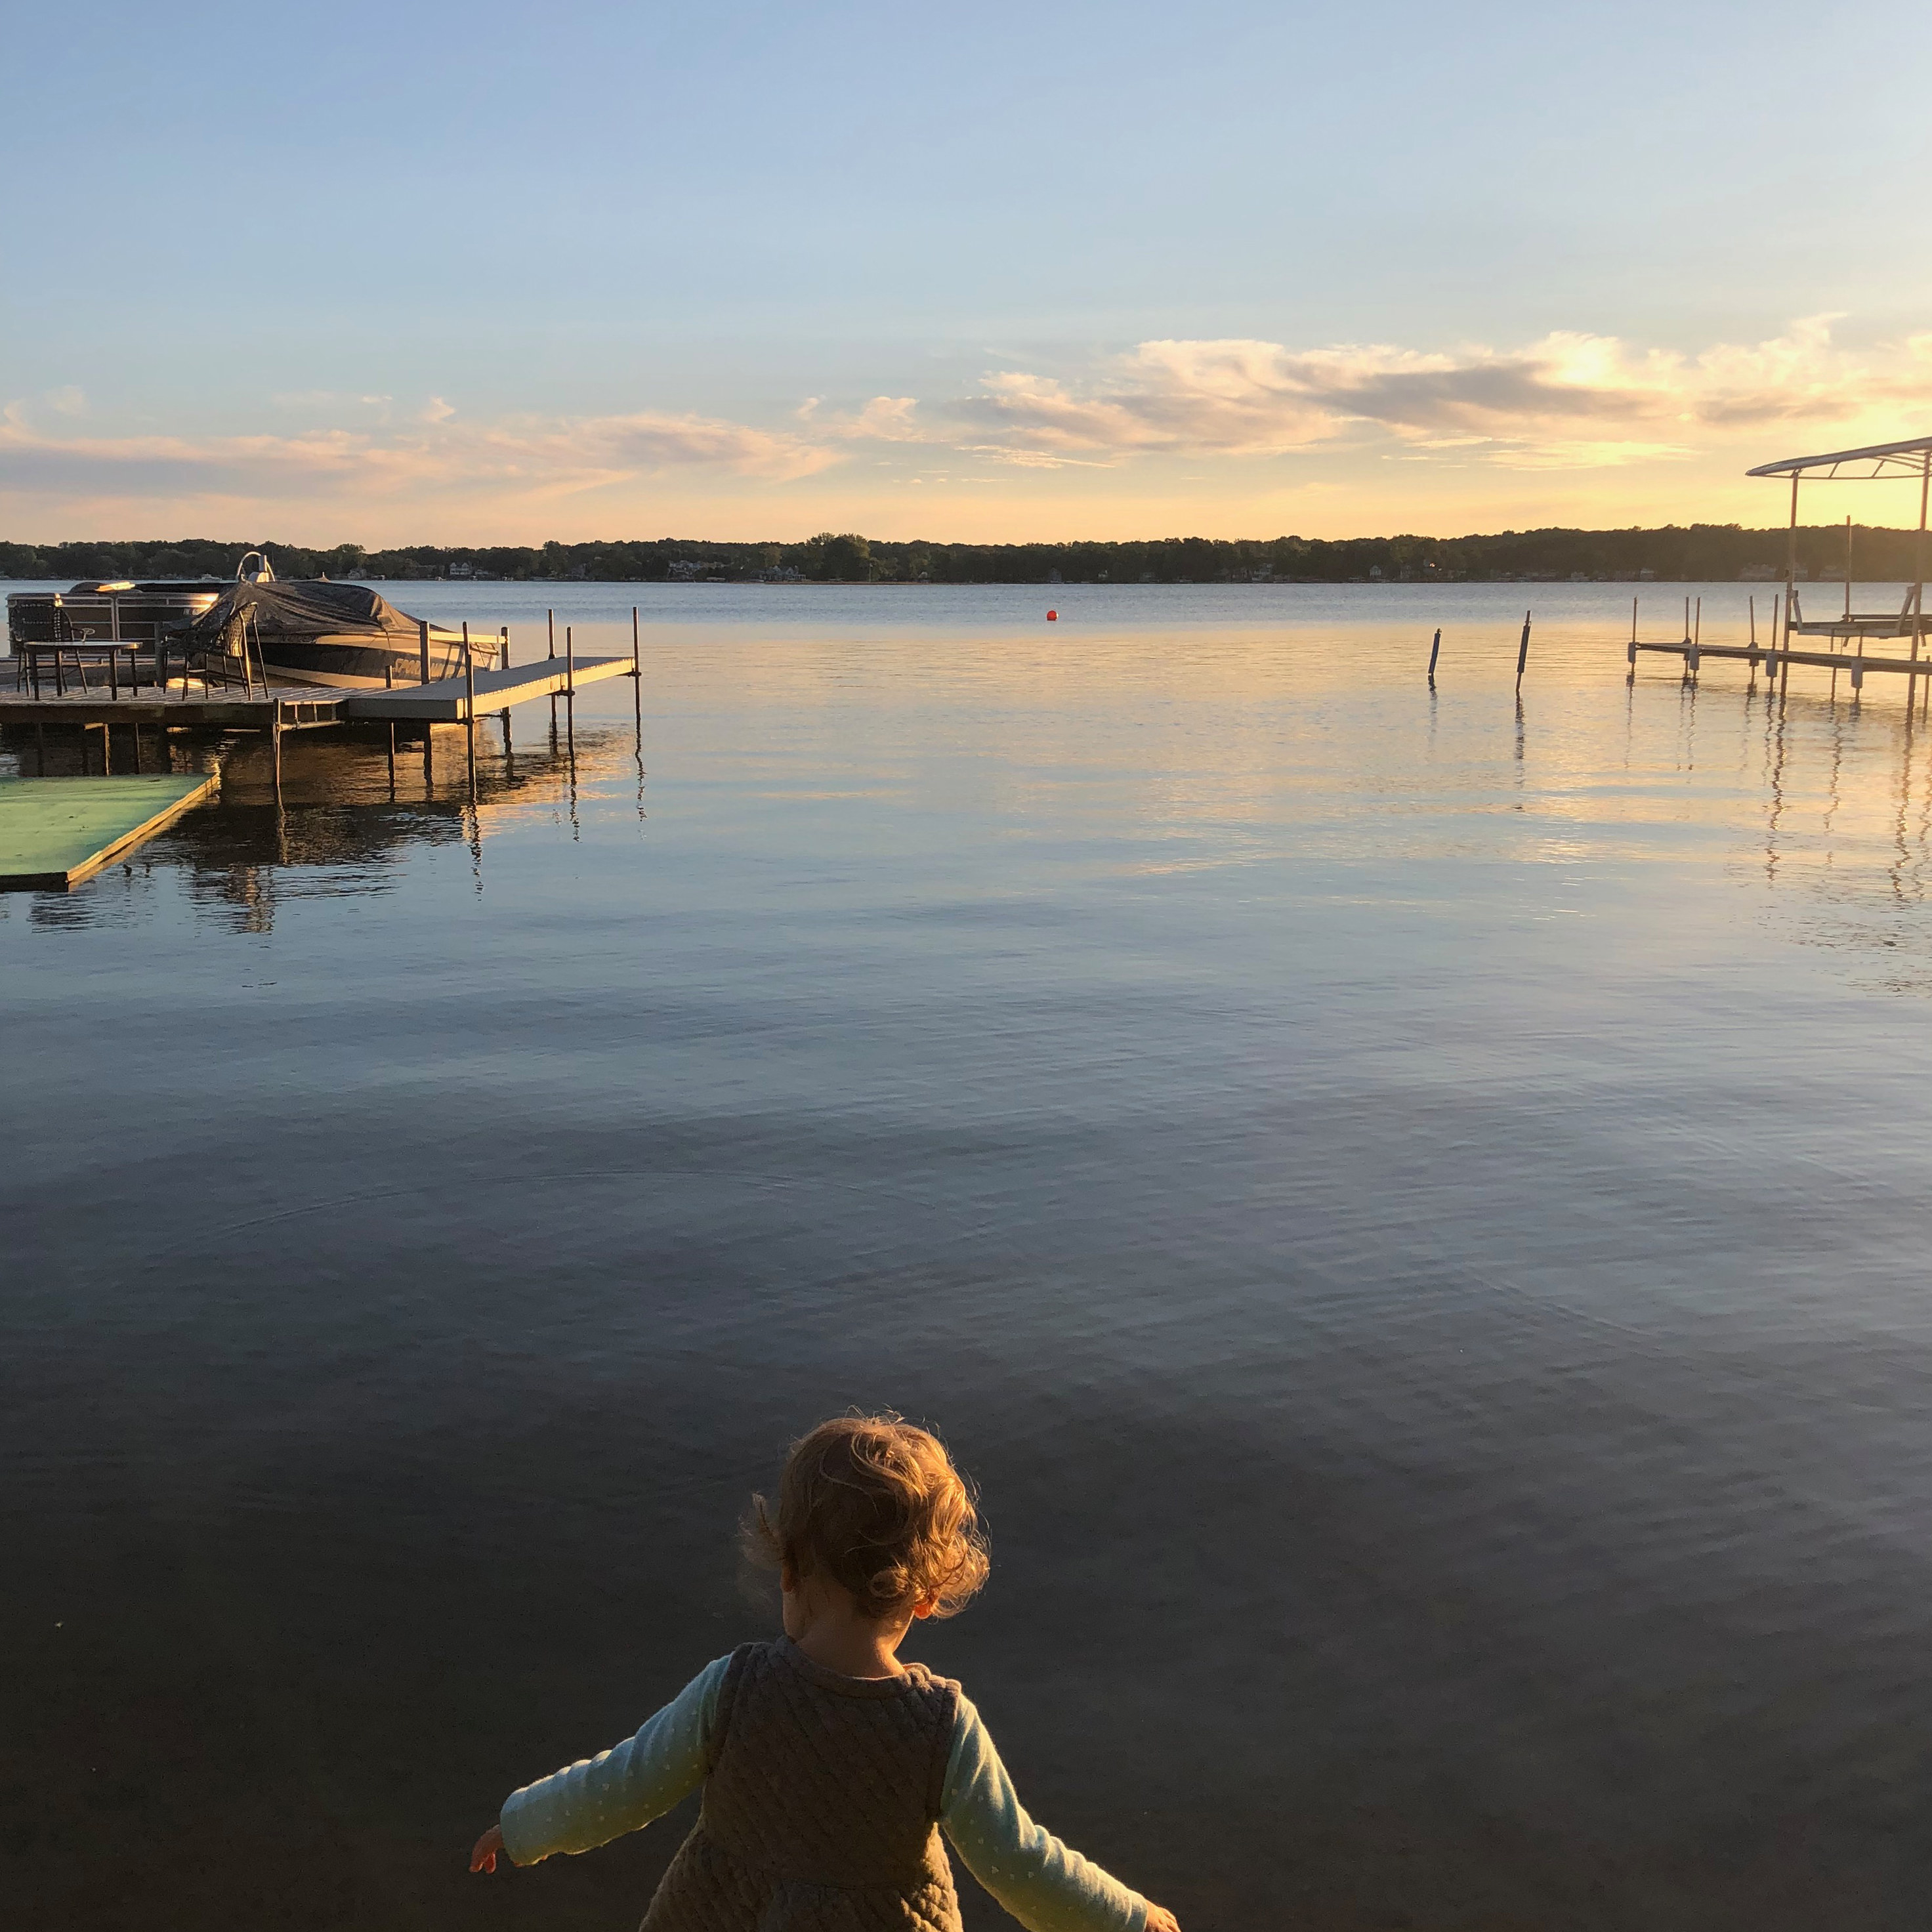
[469,1824,507,1874]
[1144,1906,1182,1932]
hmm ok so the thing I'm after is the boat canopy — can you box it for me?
[188,578,427,643]
[1747,435,1932,480]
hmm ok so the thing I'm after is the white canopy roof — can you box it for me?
[1748,435,1932,480]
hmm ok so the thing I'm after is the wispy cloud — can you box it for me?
[0,402,839,506]
[948,320,1932,469]
[6,320,1927,538]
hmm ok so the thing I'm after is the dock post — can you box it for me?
[385,662,396,793]
[1427,627,1441,682]
[419,619,430,684]
[566,625,576,700]
[501,625,511,671]
[1851,659,1865,695]
[463,625,477,797]
[272,710,283,795]
[1515,610,1532,690]
[547,607,556,729]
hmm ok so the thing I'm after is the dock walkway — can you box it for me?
[0,656,634,732]
[345,655,632,721]
[1631,639,1932,690]
[0,774,219,890]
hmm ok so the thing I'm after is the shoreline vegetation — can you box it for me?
[1,524,1920,587]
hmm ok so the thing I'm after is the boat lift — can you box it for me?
[1629,433,1932,700]
[1748,433,1931,656]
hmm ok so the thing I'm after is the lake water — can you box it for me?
[6,582,1931,1930]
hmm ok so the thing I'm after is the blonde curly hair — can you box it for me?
[744,1413,990,1622]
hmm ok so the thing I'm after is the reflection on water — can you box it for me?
[8,589,1932,1932]
[4,709,646,933]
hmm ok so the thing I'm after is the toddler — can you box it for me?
[471,1413,1180,1931]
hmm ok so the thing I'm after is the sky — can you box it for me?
[5,0,1932,546]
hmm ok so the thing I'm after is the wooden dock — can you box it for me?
[1630,639,1932,690]
[0,773,220,890]
[0,684,350,730]
[343,655,633,721]
[0,656,635,732]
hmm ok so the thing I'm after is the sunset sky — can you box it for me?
[6,0,1932,545]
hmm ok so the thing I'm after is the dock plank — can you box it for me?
[0,774,219,890]
[343,655,634,722]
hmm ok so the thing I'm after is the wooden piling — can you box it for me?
[419,618,431,684]
[1427,627,1442,681]
[1515,611,1532,689]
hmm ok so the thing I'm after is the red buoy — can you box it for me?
[1047,609,1057,621]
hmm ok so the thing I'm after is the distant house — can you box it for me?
[1739,563,1780,579]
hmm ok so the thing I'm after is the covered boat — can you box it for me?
[185,576,491,688]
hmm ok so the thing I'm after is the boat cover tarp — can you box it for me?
[188,580,426,644]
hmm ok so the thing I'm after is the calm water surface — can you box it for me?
[6,584,1931,1930]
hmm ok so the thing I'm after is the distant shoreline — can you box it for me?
[2,522,1922,591]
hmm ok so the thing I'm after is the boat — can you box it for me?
[6,577,226,646]
[184,561,495,688]
[8,551,493,689]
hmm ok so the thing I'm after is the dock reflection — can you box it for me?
[1748,677,1932,984]
[5,713,646,931]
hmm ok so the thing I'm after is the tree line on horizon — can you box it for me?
[1,524,1924,586]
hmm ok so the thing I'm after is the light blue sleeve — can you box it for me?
[938,1694,1149,1932]
[499,1654,730,1865]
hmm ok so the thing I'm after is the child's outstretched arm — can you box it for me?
[939,1694,1179,1932]
[472,1655,729,1872]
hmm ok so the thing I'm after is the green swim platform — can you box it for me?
[0,774,219,891]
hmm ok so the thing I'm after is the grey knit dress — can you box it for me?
[640,1637,963,1932]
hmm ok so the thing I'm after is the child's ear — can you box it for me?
[911,1595,939,1621]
